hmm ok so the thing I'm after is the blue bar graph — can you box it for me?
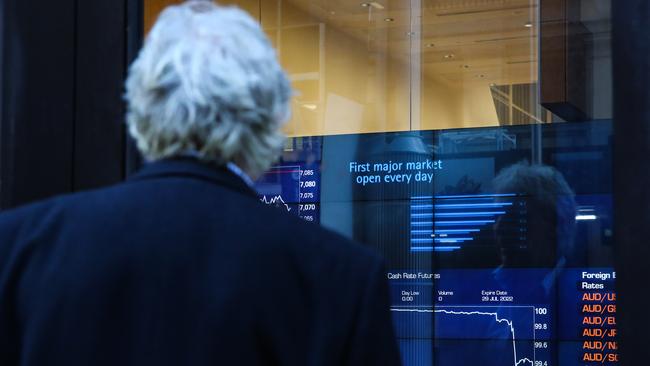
[410,194,526,252]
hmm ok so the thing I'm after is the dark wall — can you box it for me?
[74,1,128,190]
[612,1,650,365]
[0,0,140,209]
[0,0,76,208]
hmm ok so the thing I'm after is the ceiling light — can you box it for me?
[369,1,385,9]
[524,22,533,28]
[384,17,395,22]
[426,43,435,48]
[302,104,318,111]
[443,53,455,59]
[477,74,486,78]
[361,2,371,7]
[462,64,470,69]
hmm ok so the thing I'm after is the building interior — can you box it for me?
[146,0,611,136]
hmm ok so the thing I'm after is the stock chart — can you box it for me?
[255,138,321,223]
[256,122,617,366]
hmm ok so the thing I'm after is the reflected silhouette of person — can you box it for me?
[493,162,577,278]
[491,162,576,365]
[435,162,577,366]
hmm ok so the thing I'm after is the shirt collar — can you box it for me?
[226,162,255,188]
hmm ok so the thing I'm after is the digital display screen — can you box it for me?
[256,121,617,366]
[255,137,321,223]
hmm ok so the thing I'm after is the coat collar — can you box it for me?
[128,157,259,199]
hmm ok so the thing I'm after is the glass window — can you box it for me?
[145,1,615,365]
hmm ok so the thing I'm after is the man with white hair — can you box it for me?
[0,2,401,365]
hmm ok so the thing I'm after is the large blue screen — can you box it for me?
[256,121,617,366]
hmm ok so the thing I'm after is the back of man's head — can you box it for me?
[125,1,292,178]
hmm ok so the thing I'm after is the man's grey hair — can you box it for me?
[125,1,292,177]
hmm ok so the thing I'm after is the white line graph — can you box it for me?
[260,195,291,212]
[391,306,535,366]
